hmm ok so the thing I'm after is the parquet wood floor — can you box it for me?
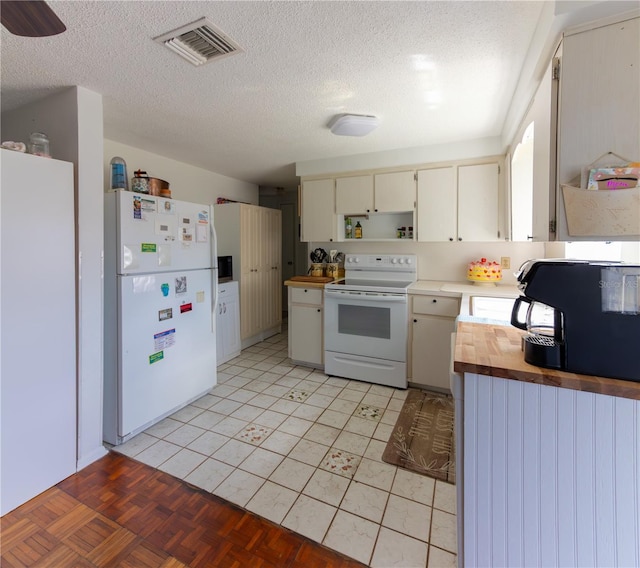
[1,452,366,568]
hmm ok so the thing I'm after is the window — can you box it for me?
[510,122,534,241]
[565,241,640,263]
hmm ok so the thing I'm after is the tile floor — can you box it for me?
[113,324,458,568]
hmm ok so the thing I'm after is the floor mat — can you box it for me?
[382,388,455,484]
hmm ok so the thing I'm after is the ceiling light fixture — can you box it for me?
[328,114,379,136]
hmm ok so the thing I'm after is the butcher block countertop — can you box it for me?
[284,276,337,289]
[454,321,640,401]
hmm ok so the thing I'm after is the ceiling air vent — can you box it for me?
[154,18,242,67]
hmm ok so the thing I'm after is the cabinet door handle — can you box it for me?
[458,237,462,241]
[374,209,378,212]
[366,209,370,213]
[223,302,227,314]
[317,308,321,313]
[413,319,417,323]
[432,299,437,303]
[449,237,454,241]
[304,289,308,293]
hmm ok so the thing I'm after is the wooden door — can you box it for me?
[262,207,282,330]
[281,202,296,310]
[239,204,262,339]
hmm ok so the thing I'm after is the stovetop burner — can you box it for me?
[329,278,414,292]
[324,254,417,294]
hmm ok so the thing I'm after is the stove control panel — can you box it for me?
[345,254,416,270]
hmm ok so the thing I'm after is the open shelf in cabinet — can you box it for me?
[338,212,415,242]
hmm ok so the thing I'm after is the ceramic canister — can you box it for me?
[310,263,325,277]
[131,176,149,193]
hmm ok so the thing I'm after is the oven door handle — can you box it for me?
[324,289,407,302]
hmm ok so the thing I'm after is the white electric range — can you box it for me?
[323,254,417,388]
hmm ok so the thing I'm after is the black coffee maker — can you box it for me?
[511,259,640,382]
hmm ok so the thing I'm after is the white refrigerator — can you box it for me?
[104,190,218,445]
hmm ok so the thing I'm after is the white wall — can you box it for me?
[1,86,108,469]
[296,137,503,179]
[76,89,108,469]
[104,140,259,206]
[309,240,544,286]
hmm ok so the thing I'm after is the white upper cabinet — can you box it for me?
[458,163,500,241]
[417,162,501,242]
[301,178,336,242]
[555,16,640,241]
[416,167,456,242]
[374,171,416,212]
[336,171,416,214]
[335,175,373,214]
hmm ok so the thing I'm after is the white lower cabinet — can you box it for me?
[216,281,241,365]
[288,286,323,367]
[409,294,460,391]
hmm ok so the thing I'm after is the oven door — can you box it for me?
[324,289,408,362]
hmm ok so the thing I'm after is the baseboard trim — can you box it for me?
[76,445,109,471]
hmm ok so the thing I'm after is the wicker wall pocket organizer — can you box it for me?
[561,152,640,237]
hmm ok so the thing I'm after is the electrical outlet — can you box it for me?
[501,256,511,269]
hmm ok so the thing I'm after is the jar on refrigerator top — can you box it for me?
[28,132,50,158]
[131,170,150,193]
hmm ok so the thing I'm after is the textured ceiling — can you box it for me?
[0,1,565,188]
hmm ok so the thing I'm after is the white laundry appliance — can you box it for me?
[103,190,218,445]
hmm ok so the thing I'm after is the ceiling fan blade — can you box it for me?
[1,0,66,37]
